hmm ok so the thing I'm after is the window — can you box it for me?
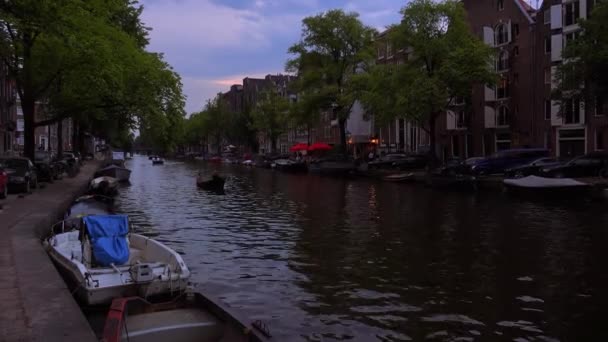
[544,36,551,54]
[497,50,509,71]
[387,43,393,58]
[564,1,580,27]
[16,106,23,116]
[456,110,467,128]
[496,132,512,151]
[545,100,551,120]
[513,24,519,37]
[596,97,606,116]
[495,23,509,45]
[514,46,519,56]
[497,78,509,99]
[564,31,580,47]
[544,9,551,24]
[596,130,605,151]
[544,68,551,84]
[497,106,509,126]
[563,97,581,124]
[377,45,385,59]
[498,0,504,11]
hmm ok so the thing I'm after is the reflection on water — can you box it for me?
[116,156,608,341]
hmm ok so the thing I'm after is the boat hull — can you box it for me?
[503,176,591,197]
[46,233,189,306]
[96,167,131,182]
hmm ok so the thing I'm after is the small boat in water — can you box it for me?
[89,176,119,197]
[197,173,225,192]
[384,172,414,182]
[274,159,307,173]
[102,293,271,342]
[503,175,590,195]
[152,157,164,165]
[65,195,114,219]
[45,215,190,306]
[95,165,131,182]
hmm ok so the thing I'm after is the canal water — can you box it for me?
[117,156,608,341]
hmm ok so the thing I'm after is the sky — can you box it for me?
[139,0,406,114]
[139,0,537,114]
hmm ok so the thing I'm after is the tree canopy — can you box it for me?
[286,9,376,154]
[354,0,495,159]
[0,0,184,158]
[251,90,290,153]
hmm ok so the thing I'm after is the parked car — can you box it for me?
[64,151,81,165]
[34,151,62,182]
[504,157,567,178]
[0,164,8,199]
[0,157,38,193]
[540,152,608,178]
[468,148,550,176]
[368,153,408,170]
[392,154,428,171]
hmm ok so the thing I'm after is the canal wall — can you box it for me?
[0,162,100,341]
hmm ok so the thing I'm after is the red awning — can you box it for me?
[289,143,309,152]
[308,142,332,151]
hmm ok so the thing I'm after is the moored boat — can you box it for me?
[95,165,131,182]
[65,195,114,220]
[503,175,591,195]
[152,157,164,165]
[317,160,355,176]
[89,176,119,197]
[45,215,190,306]
[197,174,225,192]
[274,159,307,173]
[384,172,414,182]
[102,293,271,342]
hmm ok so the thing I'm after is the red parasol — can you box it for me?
[308,142,332,151]
[289,143,309,152]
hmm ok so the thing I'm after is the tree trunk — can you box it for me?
[22,98,36,160]
[57,119,63,156]
[270,135,277,154]
[428,113,439,167]
[339,118,347,156]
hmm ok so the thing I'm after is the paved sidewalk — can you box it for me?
[0,162,100,342]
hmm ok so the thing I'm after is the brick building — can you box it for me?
[0,62,16,154]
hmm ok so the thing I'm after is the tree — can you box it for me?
[286,9,376,154]
[554,2,608,113]
[0,0,184,158]
[355,0,495,161]
[251,90,289,154]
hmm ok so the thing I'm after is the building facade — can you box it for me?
[538,0,607,157]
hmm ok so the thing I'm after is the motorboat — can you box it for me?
[102,293,271,342]
[95,165,131,182]
[242,160,254,167]
[45,215,190,306]
[65,195,114,220]
[197,174,225,192]
[384,172,414,182]
[152,157,164,165]
[313,159,355,176]
[111,152,126,167]
[273,159,307,173]
[89,176,119,197]
[504,175,590,195]
[148,155,155,160]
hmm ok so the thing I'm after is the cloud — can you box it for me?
[140,0,405,111]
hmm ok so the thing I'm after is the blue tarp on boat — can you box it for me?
[83,215,129,266]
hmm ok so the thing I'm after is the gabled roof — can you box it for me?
[514,0,536,23]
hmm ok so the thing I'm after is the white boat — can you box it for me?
[45,215,190,306]
[95,165,131,182]
[90,176,119,196]
[504,175,590,195]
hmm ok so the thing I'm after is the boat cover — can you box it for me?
[504,175,588,188]
[84,215,130,266]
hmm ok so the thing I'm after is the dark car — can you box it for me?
[469,148,550,176]
[368,153,408,170]
[34,151,62,182]
[0,157,38,193]
[0,164,8,199]
[540,152,608,178]
[392,154,428,171]
[504,157,567,178]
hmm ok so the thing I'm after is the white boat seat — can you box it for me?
[122,308,224,342]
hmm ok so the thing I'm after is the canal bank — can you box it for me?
[0,162,100,342]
